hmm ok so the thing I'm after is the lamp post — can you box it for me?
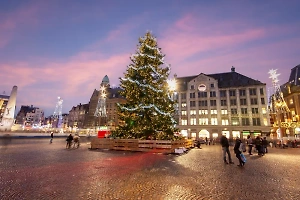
[167,77,179,125]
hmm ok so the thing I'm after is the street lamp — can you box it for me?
[167,77,179,126]
[167,79,176,92]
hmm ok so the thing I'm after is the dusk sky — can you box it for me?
[1,0,299,116]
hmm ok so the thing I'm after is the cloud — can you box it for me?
[0,51,129,115]
[0,10,148,115]
[157,13,298,87]
[1,7,299,117]
[0,1,47,48]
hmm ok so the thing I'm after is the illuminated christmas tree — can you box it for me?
[113,32,178,140]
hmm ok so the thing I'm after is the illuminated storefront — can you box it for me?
[253,130,262,137]
[232,131,241,139]
[222,130,230,138]
[199,129,209,139]
[241,131,249,139]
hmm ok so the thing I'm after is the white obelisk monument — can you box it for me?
[0,86,18,131]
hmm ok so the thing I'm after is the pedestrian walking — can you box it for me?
[234,138,245,167]
[262,137,268,154]
[255,136,263,155]
[50,132,53,144]
[247,135,253,155]
[66,134,73,149]
[220,134,234,164]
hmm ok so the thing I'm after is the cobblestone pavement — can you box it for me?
[0,137,300,200]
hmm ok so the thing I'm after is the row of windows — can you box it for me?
[183,88,264,99]
[189,98,265,107]
[181,118,263,126]
[182,108,266,115]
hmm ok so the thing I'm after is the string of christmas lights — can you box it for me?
[140,35,157,41]
[117,103,176,124]
[127,64,170,79]
[121,77,163,92]
[145,44,161,54]
[130,53,166,64]
[117,32,177,133]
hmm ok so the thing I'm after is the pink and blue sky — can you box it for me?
[1,0,299,116]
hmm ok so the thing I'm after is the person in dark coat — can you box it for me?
[50,132,54,143]
[66,134,73,149]
[234,138,245,167]
[255,136,263,155]
[220,134,234,164]
[262,137,268,154]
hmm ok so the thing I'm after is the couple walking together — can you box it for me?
[220,135,245,167]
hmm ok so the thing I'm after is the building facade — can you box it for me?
[15,105,44,126]
[280,64,300,138]
[175,67,270,140]
[25,107,44,127]
[68,103,89,129]
[105,87,126,130]
[84,75,126,129]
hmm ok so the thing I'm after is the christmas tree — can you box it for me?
[112,32,179,140]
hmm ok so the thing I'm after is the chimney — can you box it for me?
[231,66,235,72]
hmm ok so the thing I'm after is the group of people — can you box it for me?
[220,134,269,167]
[49,132,80,149]
[246,135,268,156]
[66,134,80,149]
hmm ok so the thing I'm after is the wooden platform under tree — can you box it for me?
[90,138,194,154]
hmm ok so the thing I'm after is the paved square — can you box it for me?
[0,137,299,199]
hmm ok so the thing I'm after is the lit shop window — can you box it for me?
[199,118,208,125]
[199,110,208,115]
[262,108,267,114]
[231,118,239,126]
[222,119,229,125]
[263,118,268,126]
[181,119,187,125]
[211,118,218,125]
[210,109,217,114]
[190,110,196,115]
[181,111,187,116]
[190,118,197,125]
[221,109,228,115]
